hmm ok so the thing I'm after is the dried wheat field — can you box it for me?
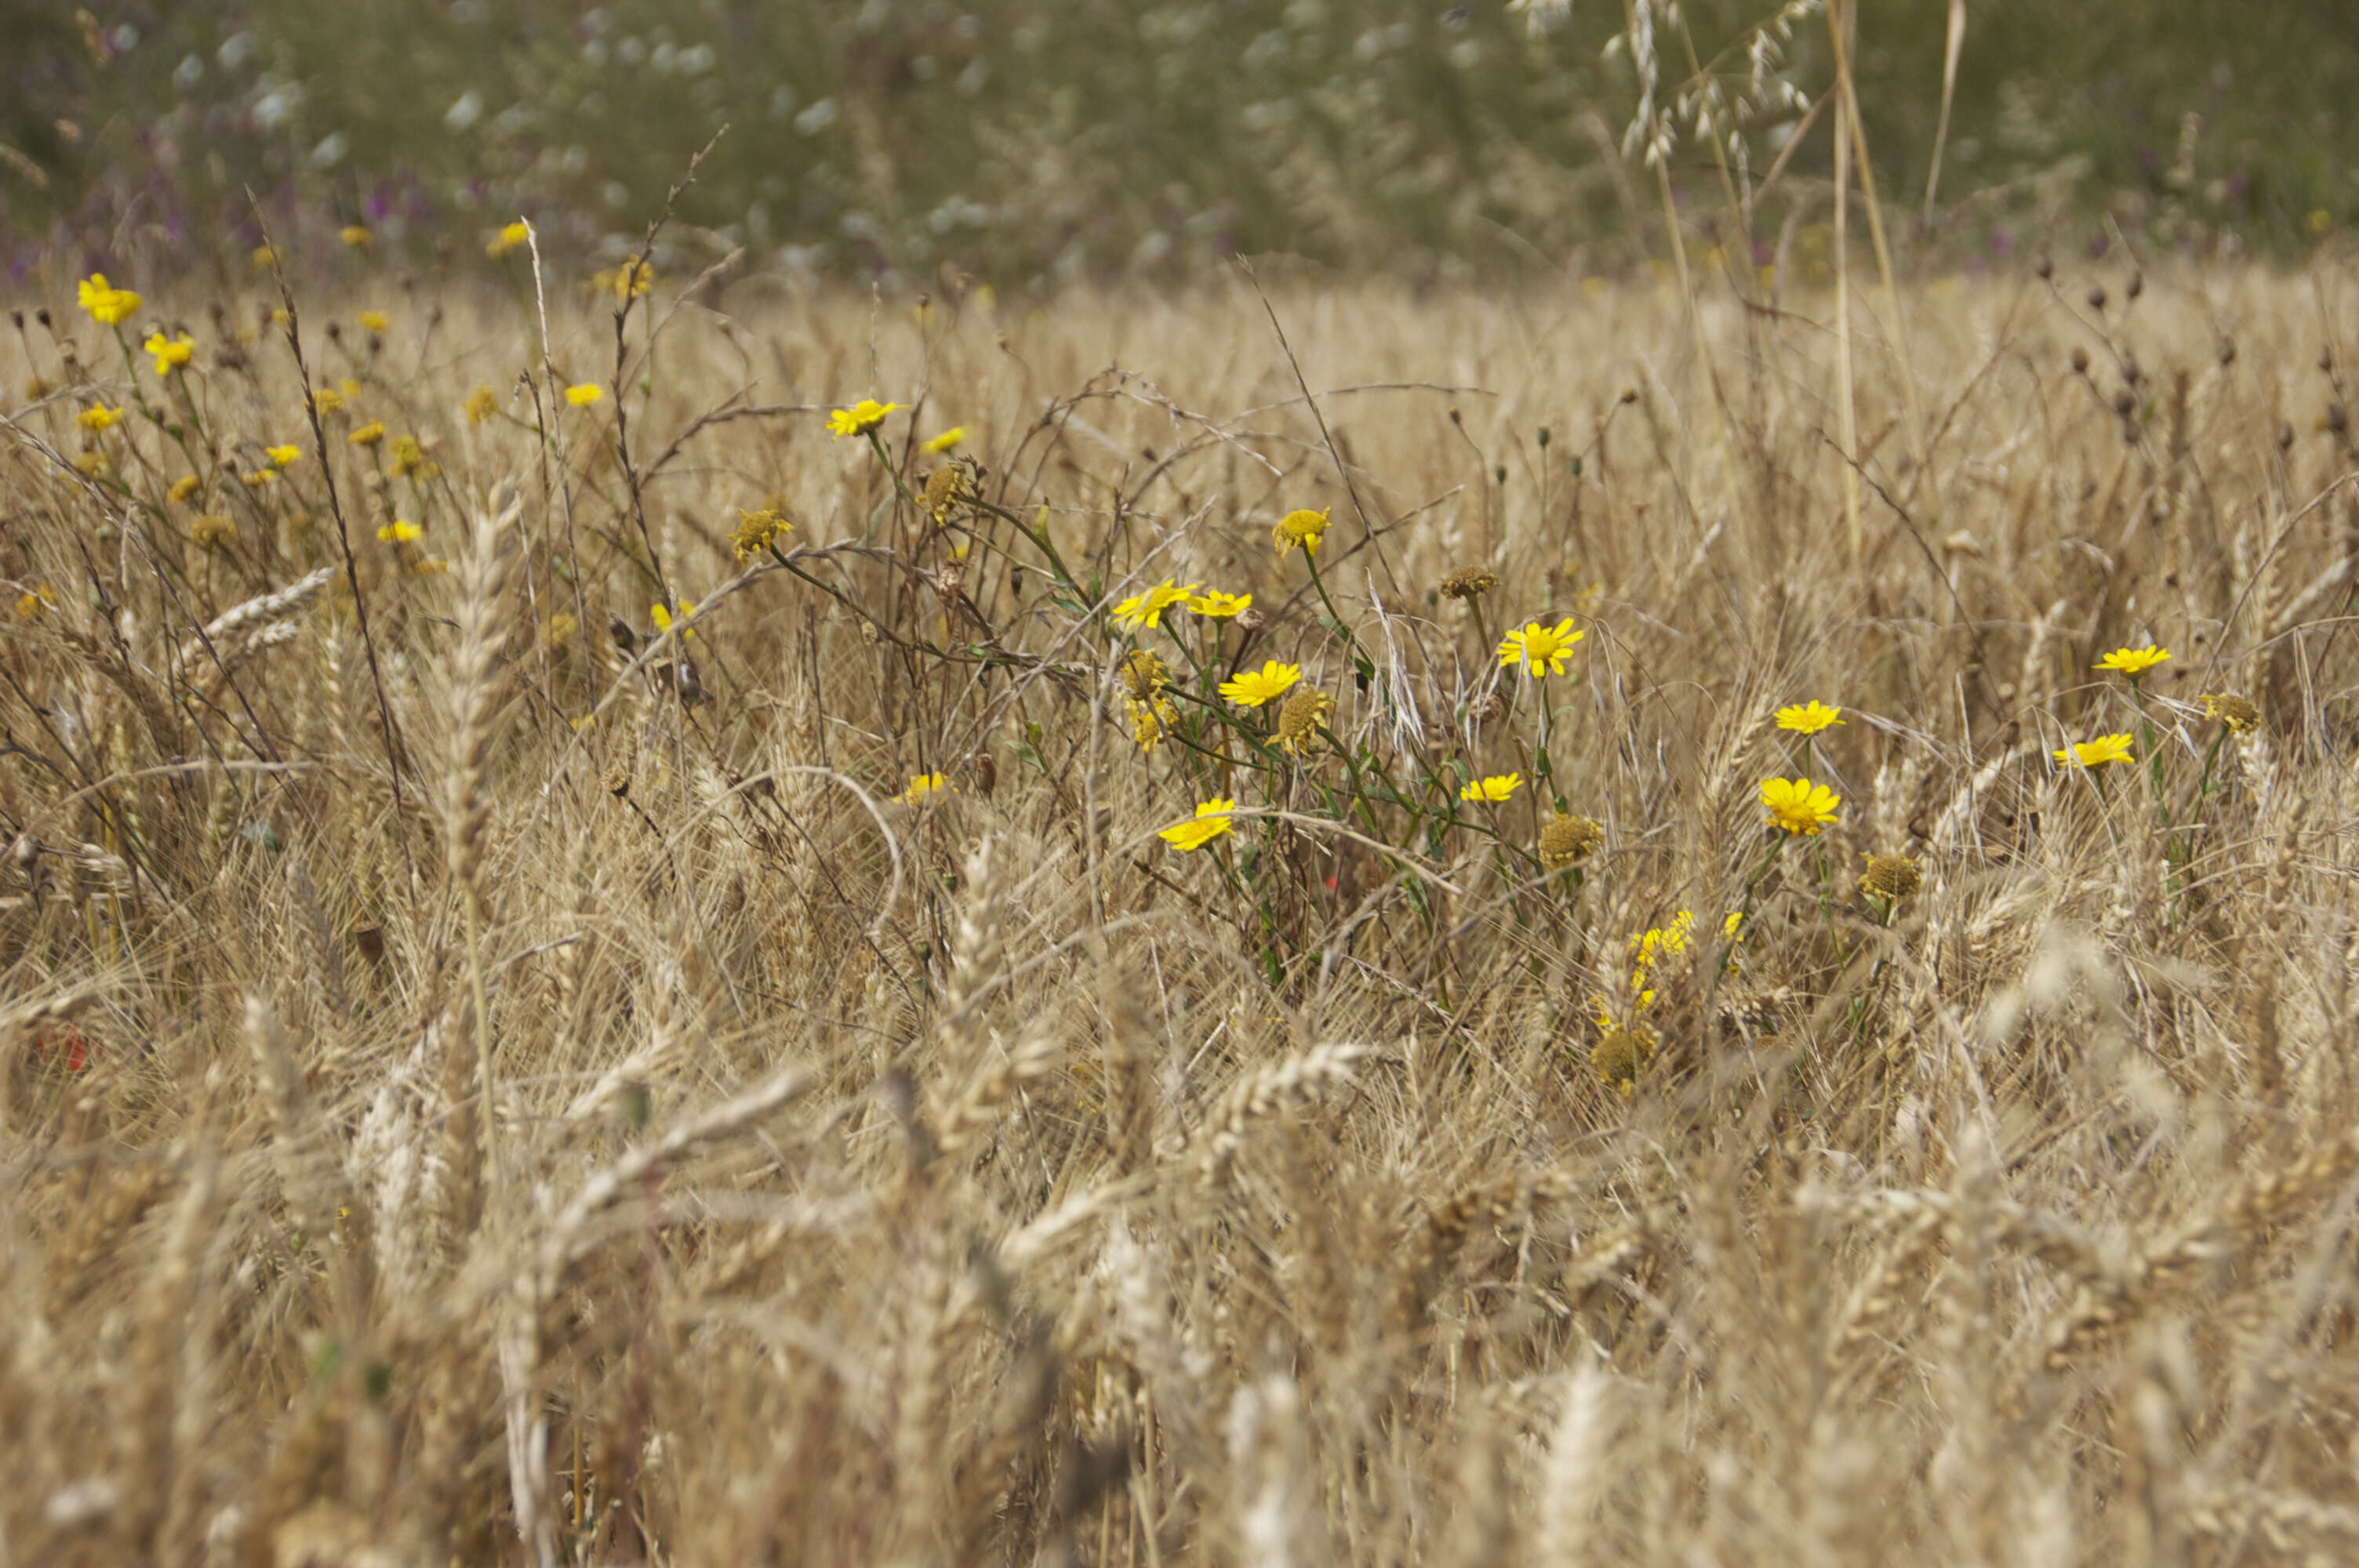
[6,260,2359,1566]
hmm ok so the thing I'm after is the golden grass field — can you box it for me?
[7,256,2359,1564]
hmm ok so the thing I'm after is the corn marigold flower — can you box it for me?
[311,386,347,416]
[350,420,387,447]
[1159,797,1238,852]
[251,245,280,269]
[1590,1022,1656,1098]
[1112,579,1196,633]
[1440,567,1499,601]
[189,514,236,548]
[240,469,277,489]
[1118,649,1172,701]
[1188,588,1252,619]
[1460,772,1522,803]
[487,221,530,258]
[75,405,124,434]
[1538,813,1603,868]
[1859,852,1924,901]
[565,383,604,407]
[1498,616,1584,677]
[1761,776,1842,835]
[388,435,427,477]
[462,386,499,424]
[593,260,655,299]
[1276,688,1335,753]
[78,273,142,325]
[1271,506,1331,558]
[1218,659,1303,708]
[168,474,202,504]
[376,520,422,543]
[144,329,195,376]
[651,601,697,637]
[2055,732,2134,768]
[2197,692,2260,735]
[895,771,953,805]
[340,224,373,248]
[267,445,301,467]
[16,584,56,619]
[1125,695,1178,751]
[827,398,900,439]
[730,507,791,562]
[1775,699,1845,735]
[2095,644,2170,676]
[358,310,391,334]
[921,426,968,454]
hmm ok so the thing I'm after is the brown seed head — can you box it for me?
[1539,814,1604,870]
[2198,692,2260,735]
[1440,567,1499,601]
[1277,688,1336,753]
[1590,1023,1656,1098]
[1859,852,1924,902]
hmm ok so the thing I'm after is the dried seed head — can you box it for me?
[1276,688,1336,753]
[1538,814,1604,869]
[1471,691,1506,726]
[1118,649,1170,701]
[2198,692,2260,735]
[1440,567,1499,601]
[1234,605,1267,634]
[2086,284,2107,310]
[1859,852,1925,902]
[604,763,632,799]
[922,463,971,519]
[1590,1023,1656,1098]
[2070,346,2091,376]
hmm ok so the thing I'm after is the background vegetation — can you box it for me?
[7,0,2359,292]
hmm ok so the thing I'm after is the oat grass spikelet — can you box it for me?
[1761,777,1842,835]
[1218,660,1303,708]
[1775,700,1845,734]
[1159,797,1238,851]
[1499,617,1583,677]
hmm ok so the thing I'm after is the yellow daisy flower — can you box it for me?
[2095,644,2170,677]
[2055,732,2135,768]
[487,221,531,258]
[340,225,373,248]
[894,771,953,805]
[1761,777,1842,836]
[267,445,301,467]
[827,398,901,439]
[1188,589,1252,619]
[1498,616,1584,677]
[1217,659,1303,708]
[1158,797,1238,852]
[144,330,195,376]
[1272,507,1332,558]
[921,426,968,453]
[75,405,124,434]
[651,601,698,637]
[1774,700,1845,734]
[1459,773,1523,803]
[461,387,499,424]
[376,520,422,543]
[1112,579,1197,633]
[77,273,142,325]
[350,421,387,447]
[565,383,604,407]
[358,310,391,333]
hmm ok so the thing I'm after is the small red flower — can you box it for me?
[32,1024,89,1073]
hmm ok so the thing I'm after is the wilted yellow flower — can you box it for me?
[1271,506,1332,558]
[1158,797,1238,852]
[311,386,347,416]
[376,520,422,543]
[1125,695,1178,752]
[267,444,301,467]
[921,426,968,453]
[1761,777,1842,836]
[894,771,953,805]
[592,259,655,299]
[1775,700,1844,735]
[2055,732,2134,768]
[15,584,56,619]
[340,224,373,248]
[460,386,498,424]
[358,310,391,333]
[189,514,236,549]
[1590,1022,1656,1098]
[1459,772,1523,803]
[350,421,387,447]
[1218,659,1303,708]
[167,474,202,504]
[2095,644,2170,677]
[922,464,971,519]
[240,469,278,489]
[1538,813,1603,869]
[827,398,900,439]
[1189,588,1252,619]
[1859,853,1924,901]
[1440,567,1499,601]
[388,435,427,477]
[71,452,107,477]
[1276,688,1335,753]
[75,405,124,434]
[144,329,195,376]
[729,507,789,562]
[1498,616,1584,677]
[1118,649,1172,701]
[1112,578,1196,633]
[2197,692,2259,735]
[78,273,142,325]
[487,221,531,258]
[565,383,604,407]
